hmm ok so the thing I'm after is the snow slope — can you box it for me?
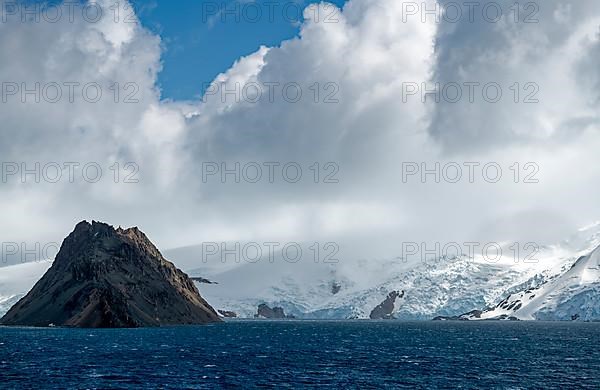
[471,244,600,321]
[0,260,52,316]
[187,223,600,319]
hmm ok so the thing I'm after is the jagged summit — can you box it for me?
[0,221,221,328]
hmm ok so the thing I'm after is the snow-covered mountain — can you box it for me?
[184,223,600,320]
[1,223,600,321]
[0,260,52,316]
[461,243,600,321]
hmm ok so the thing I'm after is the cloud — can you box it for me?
[430,0,600,152]
[1,0,600,267]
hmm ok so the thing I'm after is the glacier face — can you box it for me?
[1,224,600,320]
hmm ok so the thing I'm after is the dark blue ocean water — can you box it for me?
[0,321,599,389]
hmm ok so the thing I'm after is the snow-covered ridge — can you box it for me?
[465,245,600,321]
[187,224,600,320]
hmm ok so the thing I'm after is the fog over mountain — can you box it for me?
[2,222,600,321]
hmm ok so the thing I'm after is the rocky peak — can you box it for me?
[0,221,221,328]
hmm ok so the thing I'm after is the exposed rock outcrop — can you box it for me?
[254,303,295,319]
[191,277,218,284]
[331,282,341,295]
[433,310,520,321]
[369,290,404,319]
[433,310,483,321]
[0,221,221,328]
[218,310,237,318]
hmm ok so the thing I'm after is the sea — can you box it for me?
[1,321,599,389]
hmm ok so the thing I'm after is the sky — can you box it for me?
[133,0,347,100]
[1,0,600,267]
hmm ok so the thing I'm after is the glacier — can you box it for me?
[182,223,600,320]
[0,260,53,316]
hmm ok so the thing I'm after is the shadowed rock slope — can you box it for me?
[0,221,221,327]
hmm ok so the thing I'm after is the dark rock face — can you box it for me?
[331,282,341,295]
[0,221,221,328]
[254,303,294,319]
[369,290,404,319]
